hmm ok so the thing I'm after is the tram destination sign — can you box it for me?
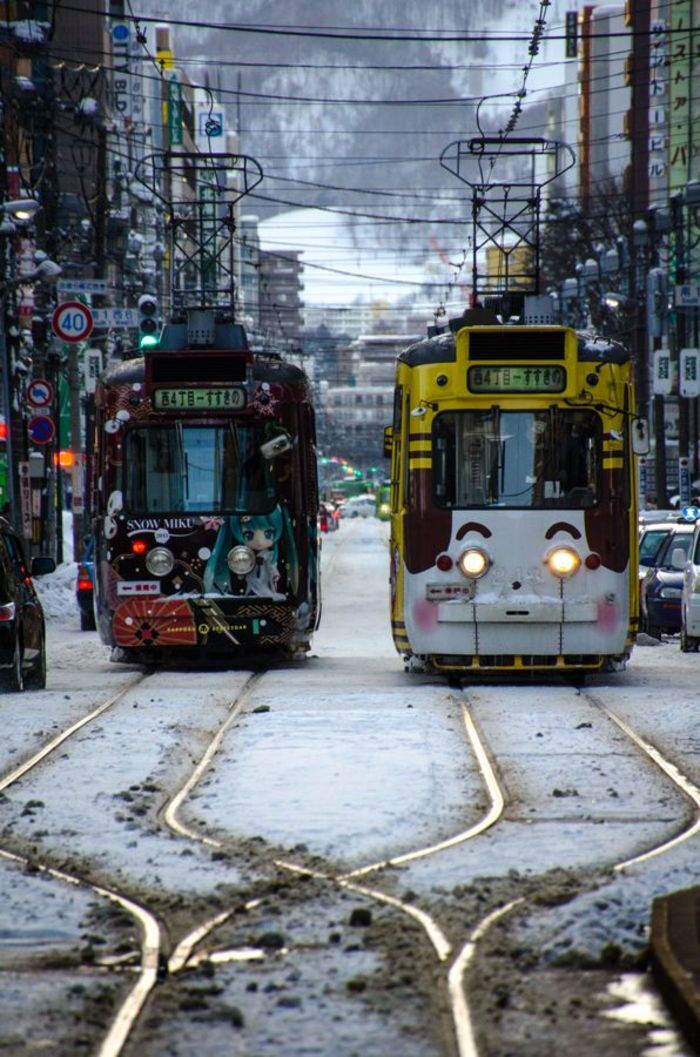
[153,386,246,411]
[468,365,566,394]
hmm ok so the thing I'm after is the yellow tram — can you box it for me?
[386,311,646,677]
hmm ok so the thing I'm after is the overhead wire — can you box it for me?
[43,4,692,42]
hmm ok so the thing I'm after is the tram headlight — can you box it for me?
[145,547,175,577]
[545,546,581,578]
[227,545,256,576]
[457,547,491,579]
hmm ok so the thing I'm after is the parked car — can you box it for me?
[639,509,681,526]
[680,523,700,651]
[76,537,96,630]
[344,494,376,518]
[0,517,54,691]
[640,522,695,638]
[639,521,677,581]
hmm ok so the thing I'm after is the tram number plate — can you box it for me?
[153,386,246,410]
[426,582,475,602]
[468,365,566,393]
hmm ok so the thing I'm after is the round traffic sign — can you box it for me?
[25,378,55,408]
[52,301,93,343]
[28,415,56,445]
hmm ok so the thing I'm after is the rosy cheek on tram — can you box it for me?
[596,597,620,632]
[412,597,439,633]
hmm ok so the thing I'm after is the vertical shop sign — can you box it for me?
[18,462,32,538]
[167,73,183,146]
[111,22,132,128]
[668,0,691,190]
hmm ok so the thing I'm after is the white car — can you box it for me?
[344,494,376,518]
[680,522,700,651]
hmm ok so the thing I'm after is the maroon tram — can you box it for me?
[92,310,320,662]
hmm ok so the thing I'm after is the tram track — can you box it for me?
[446,680,700,1057]
[582,690,700,871]
[0,666,262,1057]
[156,678,511,1057]
[2,660,698,1057]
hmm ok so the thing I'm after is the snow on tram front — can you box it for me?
[93,310,320,663]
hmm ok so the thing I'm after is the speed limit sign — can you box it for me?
[52,301,94,343]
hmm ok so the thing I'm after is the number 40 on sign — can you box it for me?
[51,301,94,343]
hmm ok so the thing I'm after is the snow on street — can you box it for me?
[0,516,698,1056]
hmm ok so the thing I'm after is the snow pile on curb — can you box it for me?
[34,561,79,622]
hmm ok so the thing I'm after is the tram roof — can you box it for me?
[100,353,310,389]
[397,327,629,368]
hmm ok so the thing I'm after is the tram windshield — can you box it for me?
[434,409,601,509]
[123,424,278,514]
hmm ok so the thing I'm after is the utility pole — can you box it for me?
[629,0,650,423]
[69,344,84,558]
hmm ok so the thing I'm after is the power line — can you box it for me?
[46,4,682,42]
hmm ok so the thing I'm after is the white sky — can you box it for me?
[257,0,579,308]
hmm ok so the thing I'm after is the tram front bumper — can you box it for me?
[435,601,598,623]
[404,595,628,663]
[111,596,295,651]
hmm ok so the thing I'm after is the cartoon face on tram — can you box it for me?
[388,322,640,676]
[92,319,320,661]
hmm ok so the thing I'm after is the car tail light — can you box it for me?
[0,602,16,622]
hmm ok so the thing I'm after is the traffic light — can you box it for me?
[138,294,159,348]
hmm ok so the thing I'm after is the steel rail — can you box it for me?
[584,695,700,870]
[155,671,509,1057]
[278,696,508,1057]
[0,673,147,794]
[167,898,262,973]
[342,699,504,878]
[447,900,524,1057]
[161,672,262,844]
[0,846,161,1057]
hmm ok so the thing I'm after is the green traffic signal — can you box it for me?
[139,334,159,349]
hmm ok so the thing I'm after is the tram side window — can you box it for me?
[124,426,277,514]
[433,410,600,509]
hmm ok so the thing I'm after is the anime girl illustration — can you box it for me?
[203,504,298,600]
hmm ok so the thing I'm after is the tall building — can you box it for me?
[259,249,304,347]
[323,333,418,467]
[238,214,261,327]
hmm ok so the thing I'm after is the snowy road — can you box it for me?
[0,517,698,1056]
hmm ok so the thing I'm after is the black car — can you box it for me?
[0,518,55,691]
[76,537,96,631]
[640,523,695,638]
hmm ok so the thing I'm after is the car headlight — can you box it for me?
[659,587,682,599]
[457,547,491,579]
[545,546,581,578]
[227,545,256,576]
[145,547,175,577]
